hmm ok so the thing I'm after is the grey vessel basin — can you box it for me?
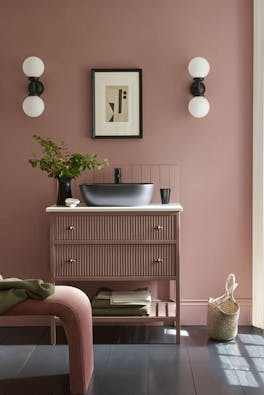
[79,183,154,207]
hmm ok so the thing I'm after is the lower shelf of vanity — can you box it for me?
[93,301,177,323]
[54,300,177,325]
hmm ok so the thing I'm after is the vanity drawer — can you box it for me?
[53,214,176,241]
[53,244,176,278]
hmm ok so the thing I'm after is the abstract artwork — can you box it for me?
[92,69,142,138]
[105,86,128,122]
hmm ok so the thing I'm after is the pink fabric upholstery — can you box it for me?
[4,285,94,395]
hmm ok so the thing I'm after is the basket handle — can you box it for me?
[225,273,238,302]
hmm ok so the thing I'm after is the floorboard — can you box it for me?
[148,344,195,395]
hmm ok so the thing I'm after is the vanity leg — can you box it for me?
[175,278,180,344]
[175,212,180,344]
[50,316,57,345]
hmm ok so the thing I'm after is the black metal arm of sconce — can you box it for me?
[27,77,44,96]
[190,78,206,97]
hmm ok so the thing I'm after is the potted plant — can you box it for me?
[29,134,108,205]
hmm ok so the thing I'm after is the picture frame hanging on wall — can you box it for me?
[92,68,142,138]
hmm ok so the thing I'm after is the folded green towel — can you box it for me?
[0,278,55,314]
[92,298,151,316]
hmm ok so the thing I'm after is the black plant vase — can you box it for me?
[57,177,72,206]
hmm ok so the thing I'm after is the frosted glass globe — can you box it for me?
[188,96,210,118]
[22,96,45,117]
[188,57,210,78]
[22,56,45,77]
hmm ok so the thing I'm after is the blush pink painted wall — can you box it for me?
[0,0,253,323]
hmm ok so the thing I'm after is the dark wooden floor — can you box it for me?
[0,325,263,395]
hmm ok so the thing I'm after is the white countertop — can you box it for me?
[46,203,183,213]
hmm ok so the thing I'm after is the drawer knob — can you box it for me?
[154,225,163,231]
[67,258,77,264]
[153,258,163,263]
[68,225,76,231]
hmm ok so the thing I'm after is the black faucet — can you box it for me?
[114,168,121,184]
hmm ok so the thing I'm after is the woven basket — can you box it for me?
[207,274,240,341]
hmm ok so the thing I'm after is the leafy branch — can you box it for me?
[29,134,108,179]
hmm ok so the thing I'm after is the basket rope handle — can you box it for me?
[225,273,238,302]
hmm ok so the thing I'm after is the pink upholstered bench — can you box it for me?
[4,285,94,395]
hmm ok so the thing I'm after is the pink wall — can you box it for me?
[0,0,253,323]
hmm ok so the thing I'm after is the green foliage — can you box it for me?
[29,135,108,179]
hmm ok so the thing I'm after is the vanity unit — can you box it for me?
[46,203,183,343]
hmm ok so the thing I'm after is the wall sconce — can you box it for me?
[22,56,45,117]
[188,57,210,118]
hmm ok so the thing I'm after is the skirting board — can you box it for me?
[0,298,252,327]
[180,298,252,326]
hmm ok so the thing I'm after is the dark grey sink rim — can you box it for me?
[79,183,154,186]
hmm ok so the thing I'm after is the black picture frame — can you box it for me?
[92,68,142,139]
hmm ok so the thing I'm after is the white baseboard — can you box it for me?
[181,298,252,325]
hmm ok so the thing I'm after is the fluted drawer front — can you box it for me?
[54,215,175,241]
[54,244,176,277]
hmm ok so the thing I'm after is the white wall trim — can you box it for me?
[181,298,252,326]
[253,0,264,329]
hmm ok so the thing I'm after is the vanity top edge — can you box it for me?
[45,203,183,213]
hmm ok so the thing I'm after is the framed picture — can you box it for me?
[92,69,142,138]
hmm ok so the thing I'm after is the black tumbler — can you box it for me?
[160,188,171,204]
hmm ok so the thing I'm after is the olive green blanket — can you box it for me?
[0,277,55,314]
[92,298,151,316]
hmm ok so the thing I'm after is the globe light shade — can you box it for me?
[188,57,210,78]
[188,96,210,118]
[22,96,45,117]
[22,56,45,77]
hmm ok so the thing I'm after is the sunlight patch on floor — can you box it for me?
[236,370,259,387]
[216,333,264,388]
[245,345,264,358]
[215,343,241,356]
[163,328,189,337]
[219,355,250,371]
[223,369,240,385]
[238,334,264,345]
[251,357,264,372]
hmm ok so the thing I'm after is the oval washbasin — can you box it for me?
[79,183,154,206]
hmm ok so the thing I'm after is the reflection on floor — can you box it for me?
[0,325,263,395]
